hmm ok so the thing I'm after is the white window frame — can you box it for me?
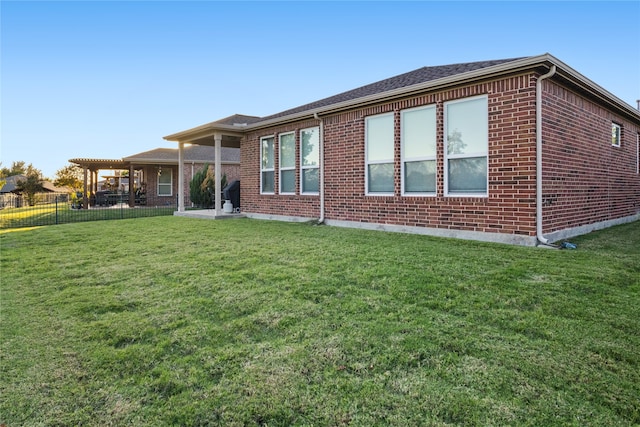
[612,122,622,147]
[401,105,437,196]
[300,126,320,195]
[444,95,489,197]
[260,135,275,194]
[157,167,173,197]
[365,112,395,196]
[279,132,296,195]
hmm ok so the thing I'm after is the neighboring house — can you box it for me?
[0,175,69,194]
[0,175,27,194]
[0,175,71,208]
[70,145,240,208]
[164,53,640,246]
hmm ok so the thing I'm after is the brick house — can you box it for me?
[164,53,640,246]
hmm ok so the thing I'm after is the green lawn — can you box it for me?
[1,217,639,426]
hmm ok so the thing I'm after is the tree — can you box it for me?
[189,164,227,208]
[16,167,44,206]
[54,164,84,192]
[0,161,28,178]
[446,129,467,155]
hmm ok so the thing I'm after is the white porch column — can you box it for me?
[178,141,185,212]
[214,133,222,215]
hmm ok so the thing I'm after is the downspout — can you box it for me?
[313,112,325,223]
[536,65,557,245]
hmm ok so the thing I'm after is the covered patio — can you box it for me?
[69,158,138,209]
[163,116,248,216]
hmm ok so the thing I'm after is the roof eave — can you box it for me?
[163,123,247,142]
[546,55,640,121]
[242,54,561,131]
[165,53,639,139]
[250,53,640,127]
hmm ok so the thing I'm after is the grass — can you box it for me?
[0,202,175,228]
[1,217,639,426]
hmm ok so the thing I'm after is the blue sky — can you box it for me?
[2,1,639,179]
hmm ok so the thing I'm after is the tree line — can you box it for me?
[1,161,84,206]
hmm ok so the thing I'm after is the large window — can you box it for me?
[157,168,173,196]
[444,96,488,196]
[366,113,395,194]
[261,136,275,194]
[279,132,295,194]
[301,127,320,194]
[401,105,437,195]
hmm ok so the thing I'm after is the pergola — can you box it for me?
[68,158,134,208]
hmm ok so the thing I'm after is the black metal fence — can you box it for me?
[0,193,177,229]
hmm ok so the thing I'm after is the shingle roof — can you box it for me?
[165,54,640,142]
[123,145,240,163]
[0,175,23,193]
[0,175,68,193]
[258,57,526,121]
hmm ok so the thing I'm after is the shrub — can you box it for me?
[189,164,227,208]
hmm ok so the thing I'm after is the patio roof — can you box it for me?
[69,158,131,171]
[123,145,240,164]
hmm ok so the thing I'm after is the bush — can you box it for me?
[189,164,227,208]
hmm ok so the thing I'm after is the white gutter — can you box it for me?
[536,65,557,245]
[314,112,325,223]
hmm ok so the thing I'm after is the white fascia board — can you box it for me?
[545,55,640,121]
[163,123,245,142]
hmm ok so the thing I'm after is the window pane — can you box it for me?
[158,169,171,184]
[366,114,394,161]
[302,168,319,193]
[262,171,274,193]
[281,169,295,193]
[403,107,436,158]
[262,137,274,169]
[368,163,394,193]
[280,133,295,168]
[405,160,436,193]
[446,97,488,155]
[158,185,171,196]
[448,157,487,193]
[612,123,621,147]
[301,128,319,167]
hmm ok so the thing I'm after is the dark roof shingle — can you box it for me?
[259,57,526,121]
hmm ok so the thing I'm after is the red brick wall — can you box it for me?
[141,165,177,207]
[241,119,321,216]
[239,73,640,240]
[541,80,640,234]
[320,75,539,236]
